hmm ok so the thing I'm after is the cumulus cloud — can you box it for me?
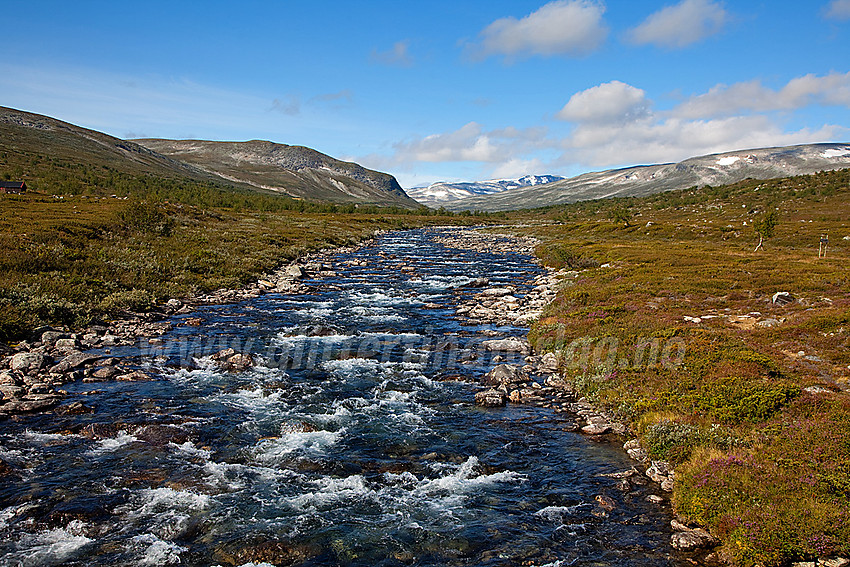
[561,115,840,167]
[628,0,728,48]
[825,0,850,20]
[556,80,651,124]
[371,40,414,67]
[389,122,552,164]
[553,74,845,168]
[470,0,608,60]
[673,72,850,118]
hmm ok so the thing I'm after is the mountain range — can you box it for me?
[442,144,850,211]
[0,107,418,208]
[406,175,565,208]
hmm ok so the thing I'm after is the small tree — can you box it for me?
[610,204,633,228]
[753,210,778,252]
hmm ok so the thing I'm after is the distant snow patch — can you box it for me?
[716,156,740,166]
[822,148,850,158]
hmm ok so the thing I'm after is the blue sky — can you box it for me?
[2,0,850,187]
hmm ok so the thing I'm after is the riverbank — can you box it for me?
[500,172,850,566]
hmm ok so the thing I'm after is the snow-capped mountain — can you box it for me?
[443,143,850,212]
[406,174,565,208]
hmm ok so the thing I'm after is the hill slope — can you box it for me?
[134,138,417,207]
[446,143,850,211]
[407,174,565,208]
[0,107,415,207]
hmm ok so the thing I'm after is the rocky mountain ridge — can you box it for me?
[445,144,850,211]
[406,174,565,208]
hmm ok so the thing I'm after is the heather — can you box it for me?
[515,170,850,565]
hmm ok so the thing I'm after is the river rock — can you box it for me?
[821,558,850,567]
[1,397,60,413]
[49,351,100,374]
[212,348,255,372]
[116,370,153,382]
[40,330,68,346]
[10,352,51,372]
[582,423,612,435]
[285,264,306,279]
[475,389,506,407]
[54,338,80,352]
[538,352,559,373]
[670,526,719,551]
[482,364,526,386]
[92,366,120,380]
[481,338,529,355]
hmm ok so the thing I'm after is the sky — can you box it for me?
[2,0,850,188]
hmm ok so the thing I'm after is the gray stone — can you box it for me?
[285,265,306,279]
[482,364,526,386]
[92,366,120,380]
[49,351,100,374]
[10,352,50,372]
[54,338,80,352]
[822,558,850,567]
[670,528,718,551]
[40,331,68,346]
[116,370,153,382]
[475,389,506,407]
[481,338,529,354]
[772,291,794,306]
[646,461,672,483]
[582,423,612,435]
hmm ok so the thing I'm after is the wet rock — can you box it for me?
[55,401,94,415]
[595,494,617,511]
[0,385,25,400]
[481,338,530,355]
[80,423,120,440]
[92,366,120,380]
[582,423,612,435]
[214,539,321,566]
[482,364,526,386]
[134,424,191,447]
[10,352,51,372]
[116,370,153,382]
[49,351,100,374]
[475,389,507,407]
[212,348,255,372]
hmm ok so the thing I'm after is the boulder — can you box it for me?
[54,338,80,352]
[49,351,100,374]
[772,291,794,306]
[582,423,612,435]
[481,338,530,355]
[670,527,719,551]
[40,330,68,346]
[538,352,560,373]
[10,352,51,372]
[646,461,672,483]
[285,265,306,279]
[482,364,526,386]
[475,389,506,407]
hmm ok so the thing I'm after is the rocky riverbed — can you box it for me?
[1,226,714,566]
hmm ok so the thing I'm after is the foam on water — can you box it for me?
[7,520,92,566]
[130,533,187,566]
[254,428,345,464]
[23,430,74,444]
[86,431,139,455]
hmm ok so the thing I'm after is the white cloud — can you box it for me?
[471,0,608,60]
[387,122,553,164]
[562,115,841,167]
[825,0,850,20]
[673,72,850,118]
[490,158,546,179]
[371,40,414,67]
[556,80,650,124]
[629,0,728,48]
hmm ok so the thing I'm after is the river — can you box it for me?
[0,227,684,567]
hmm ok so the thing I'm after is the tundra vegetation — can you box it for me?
[513,169,850,566]
[0,150,489,343]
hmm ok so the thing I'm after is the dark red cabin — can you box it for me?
[0,181,27,194]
